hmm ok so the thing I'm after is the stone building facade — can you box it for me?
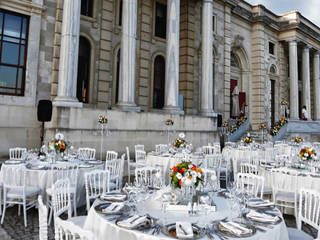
[0,0,320,158]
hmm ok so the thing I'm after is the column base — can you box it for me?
[163,106,184,115]
[115,102,141,112]
[53,96,83,108]
[200,110,217,117]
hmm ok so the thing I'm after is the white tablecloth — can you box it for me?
[84,194,289,240]
[0,161,104,206]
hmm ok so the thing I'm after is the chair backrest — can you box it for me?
[203,154,221,169]
[135,150,146,165]
[155,144,168,153]
[9,147,27,160]
[202,146,215,155]
[135,167,162,187]
[38,195,48,240]
[236,173,264,198]
[240,163,258,174]
[275,154,290,166]
[105,156,124,189]
[298,189,320,238]
[202,168,219,190]
[126,146,130,162]
[2,165,26,190]
[135,144,144,152]
[55,217,93,240]
[85,169,110,202]
[106,151,118,161]
[78,148,96,160]
[49,163,79,188]
[52,178,72,219]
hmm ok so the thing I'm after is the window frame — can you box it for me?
[152,0,167,42]
[0,9,30,97]
[81,0,94,18]
[269,41,275,56]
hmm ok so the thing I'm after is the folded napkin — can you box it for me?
[246,210,279,223]
[117,215,148,229]
[100,194,126,201]
[247,199,274,208]
[102,202,124,214]
[219,221,252,237]
[176,222,194,239]
[166,204,190,212]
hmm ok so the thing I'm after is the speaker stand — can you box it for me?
[40,122,45,147]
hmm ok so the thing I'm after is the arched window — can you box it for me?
[77,36,91,103]
[81,0,93,17]
[270,65,277,74]
[231,52,240,68]
[153,55,165,109]
[115,49,121,103]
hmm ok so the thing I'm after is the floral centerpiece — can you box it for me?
[165,119,174,126]
[173,133,187,149]
[294,137,303,144]
[299,147,317,161]
[259,123,267,129]
[281,100,288,106]
[98,115,108,124]
[170,162,203,189]
[242,136,253,144]
[51,133,67,153]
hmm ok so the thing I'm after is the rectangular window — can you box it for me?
[118,0,123,26]
[81,0,93,17]
[269,42,275,55]
[154,2,167,39]
[0,10,29,96]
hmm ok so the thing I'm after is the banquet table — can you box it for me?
[84,190,289,240]
[0,159,104,206]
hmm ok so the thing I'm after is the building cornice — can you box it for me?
[0,0,46,16]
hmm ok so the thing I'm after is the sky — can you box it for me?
[245,0,320,27]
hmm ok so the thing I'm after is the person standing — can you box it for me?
[301,105,308,120]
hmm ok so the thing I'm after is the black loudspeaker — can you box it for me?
[217,114,222,127]
[37,100,52,122]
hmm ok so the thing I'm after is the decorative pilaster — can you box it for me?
[54,0,82,107]
[314,52,320,120]
[117,0,140,111]
[302,46,311,119]
[164,0,183,114]
[200,0,215,117]
[289,40,299,119]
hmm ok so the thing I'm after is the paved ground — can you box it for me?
[0,205,316,240]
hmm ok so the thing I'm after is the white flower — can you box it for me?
[181,177,187,183]
[193,176,197,183]
[184,178,192,186]
[179,133,185,139]
[55,133,64,140]
[185,172,190,177]
[198,172,202,178]
[176,173,182,180]
[188,164,193,169]
[304,153,309,157]
[191,171,197,177]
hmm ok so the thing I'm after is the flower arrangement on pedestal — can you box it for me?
[294,137,303,144]
[299,147,317,161]
[51,133,67,153]
[98,115,108,124]
[281,100,288,106]
[242,135,253,144]
[173,133,187,149]
[165,119,174,126]
[170,162,203,189]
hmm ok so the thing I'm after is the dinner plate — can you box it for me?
[99,192,127,202]
[5,160,23,165]
[215,221,256,238]
[162,223,204,239]
[94,203,130,215]
[79,164,93,168]
[115,215,156,230]
[244,212,282,225]
[88,160,103,164]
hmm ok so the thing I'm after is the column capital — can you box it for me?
[314,51,320,57]
[302,45,312,51]
[203,0,213,3]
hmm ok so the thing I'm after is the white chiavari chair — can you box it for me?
[106,151,118,161]
[203,154,221,183]
[55,217,93,240]
[38,195,48,240]
[275,154,290,167]
[221,155,231,187]
[78,148,96,160]
[135,150,147,165]
[105,155,124,190]
[240,163,258,174]
[135,144,145,161]
[9,147,27,160]
[236,173,264,198]
[202,146,215,155]
[84,170,110,213]
[135,167,162,188]
[287,189,320,240]
[47,163,79,225]
[212,144,221,154]
[127,146,143,184]
[52,179,87,230]
[203,168,220,190]
[1,166,40,227]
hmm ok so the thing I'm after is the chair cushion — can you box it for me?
[68,216,86,228]
[7,186,40,198]
[288,227,313,240]
[275,191,297,203]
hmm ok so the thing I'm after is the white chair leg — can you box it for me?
[1,191,6,224]
[73,195,77,217]
[23,201,27,227]
[48,205,53,226]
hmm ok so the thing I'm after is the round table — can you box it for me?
[84,191,289,240]
[0,160,104,206]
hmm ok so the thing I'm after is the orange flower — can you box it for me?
[191,166,196,171]
[179,180,182,186]
[172,166,178,172]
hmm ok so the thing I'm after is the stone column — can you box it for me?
[54,0,82,107]
[314,52,320,120]
[302,46,311,119]
[200,0,215,116]
[117,0,140,111]
[163,0,183,114]
[289,40,299,119]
